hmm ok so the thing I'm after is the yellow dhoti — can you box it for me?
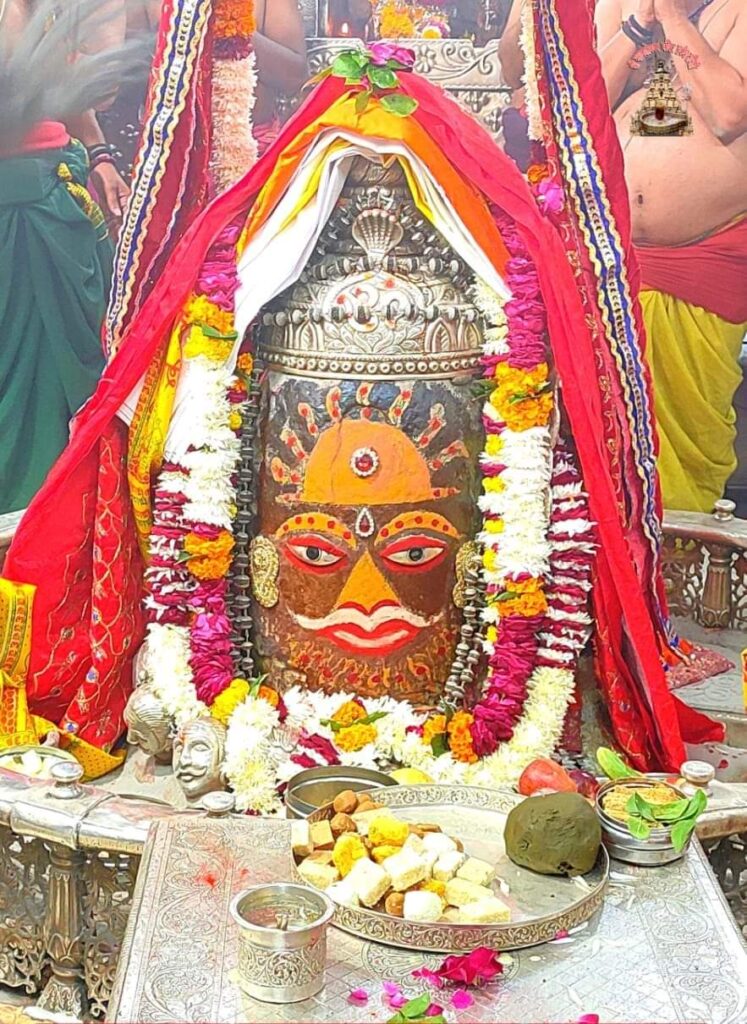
[0,579,40,749]
[640,290,745,512]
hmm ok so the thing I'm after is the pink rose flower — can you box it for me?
[368,42,416,68]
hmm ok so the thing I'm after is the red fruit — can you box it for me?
[568,769,600,799]
[518,758,578,796]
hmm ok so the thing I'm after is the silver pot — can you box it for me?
[231,883,334,1003]
[595,778,692,867]
[284,765,397,818]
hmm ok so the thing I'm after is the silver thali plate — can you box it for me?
[293,784,609,953]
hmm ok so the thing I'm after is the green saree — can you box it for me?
[0,140,111,515]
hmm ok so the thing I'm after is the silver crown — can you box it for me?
[258,156,484,379]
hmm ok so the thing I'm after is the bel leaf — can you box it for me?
[369,66,399,90]
[401,994,432,1020]
[627,815,651,840]
[331,52,366,81]
[670,817,696,853]
[651,799,690,822]
[682,787,707,820]
[431,732,449,758]
[627,793,656,822]
[596,746,642,781]
[355,88,372,114]
[380,92,418,117]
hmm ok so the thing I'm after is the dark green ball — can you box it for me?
[505,792,602,876]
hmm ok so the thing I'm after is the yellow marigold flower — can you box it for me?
[331,700,367,727]
[484,520,504,534]
[486,625,498,645]
[482,477,505,493]
[184,294,235,335]
[229,411,243,431]
[447,711,478,764]
[184,529,235,580]
[336,723,377,753]
[490,362,553,432]
[183,325,234,362]
[236,353,254,374]
[210,678,250,725]
[484,435,503,457]
[422,714,447,747]
[380,2,417,38]
[483,548,498,572]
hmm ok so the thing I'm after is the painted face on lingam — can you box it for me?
[252,379,479,702]
[249,156,484,704]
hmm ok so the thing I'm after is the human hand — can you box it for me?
[90,160,130,237]
[622,0,657,30]
[653,0,691,23]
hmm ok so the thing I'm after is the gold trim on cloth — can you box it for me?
[0,579,40,749]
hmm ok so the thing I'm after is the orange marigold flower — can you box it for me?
[497,590,548,619]
[336,723,377,753]
[257,684,280,708]
[213,0,256,39]
[527,163,550,185]
[184,530,235,580]
[423,714,447,747]
[447,711,478,764]
[331,700,367,727]
[236,353,254,374]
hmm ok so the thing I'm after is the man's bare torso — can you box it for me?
[612,0,747,245]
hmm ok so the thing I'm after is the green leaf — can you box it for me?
[196,322,238,341]
[380,93,419,117]
[359,710,389,726]
[627,793,656,822]
[650,799,690,822]
[369,66,399,90]
[430,732,449,758]
[597,747,642,781]
[306,67,333,87]
[331,51,367,82]
[627,816,652,840]
[671,817,696,853]
[386,1015,407,1024]
[401,994,432,1020]
[320,718,344,733]
[355,88,372,114]
[682,787,707,820]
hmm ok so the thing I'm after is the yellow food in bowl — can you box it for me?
[601,783,679,824]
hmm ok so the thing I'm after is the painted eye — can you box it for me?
[284,534,348,574]
[380,534,448,573]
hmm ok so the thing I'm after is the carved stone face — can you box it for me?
[172,719,227,801]
[252,376,480,703]
[123,689,173,764]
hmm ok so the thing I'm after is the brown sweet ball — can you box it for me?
[333,790,359,815]
[454,838,464,852]
[330,812,357,836]
[385,892,405,918]
[415,823,442,834]
[356,799,375,814]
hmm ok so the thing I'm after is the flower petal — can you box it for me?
[451,989,475,1010]
[348,988,369,1004]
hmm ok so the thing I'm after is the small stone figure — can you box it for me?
[123,688,173,764]
[172,718,227,801]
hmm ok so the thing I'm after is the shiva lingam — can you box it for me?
[240,157,486,706]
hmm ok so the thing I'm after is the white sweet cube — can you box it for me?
[297,858,340,890]
[403,890,443,923]
[346,858,391,907]
[456,857,495,888]
[458,896,511,924]
[421,832,458,856]
[422,850,439,879]
[383,849,427,892]
[403,833,425,856]
[291,820,313,859]
[326,879,360,908]
[444,878,494,907]
[432,850,466,882]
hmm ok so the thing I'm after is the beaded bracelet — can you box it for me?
[86,142,117,162]
[621,15,654,47]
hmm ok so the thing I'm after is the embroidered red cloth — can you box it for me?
[636,217,747,325]
[2,68,722,765]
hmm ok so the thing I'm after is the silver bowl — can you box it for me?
[284,765,397,818]
[595,777,691,866]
